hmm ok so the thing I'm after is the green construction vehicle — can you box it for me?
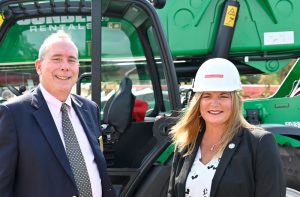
[156,0,300,194]
[0,0,299,196]
[0,0,180,196]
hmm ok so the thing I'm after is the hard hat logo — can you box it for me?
[204,74,224,78]
[193,58,242,92]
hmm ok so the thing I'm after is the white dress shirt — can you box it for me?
[40,84,102,197]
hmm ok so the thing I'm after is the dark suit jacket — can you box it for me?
[0,86,116,197]
[168,127,286,197]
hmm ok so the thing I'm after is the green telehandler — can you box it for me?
[0,0,300,196]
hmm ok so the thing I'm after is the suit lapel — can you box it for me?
[31,87,76,186]
[177,131,204,196]
[210,132,242,197]
[71,97,105,175]
[71,96,102,156]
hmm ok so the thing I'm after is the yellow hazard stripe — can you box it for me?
[224,5,238,28]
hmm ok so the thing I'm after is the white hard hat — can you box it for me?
[193,58,242,92]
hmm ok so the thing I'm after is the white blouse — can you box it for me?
[185,148,221,197]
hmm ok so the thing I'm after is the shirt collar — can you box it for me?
[40,84,72,116]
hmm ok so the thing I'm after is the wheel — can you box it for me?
[278,145,300,192]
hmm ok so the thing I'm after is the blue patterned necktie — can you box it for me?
[61,103,93,197]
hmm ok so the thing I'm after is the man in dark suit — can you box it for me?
[0,30,116,197]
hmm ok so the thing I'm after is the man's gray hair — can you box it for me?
[38,30,78,60]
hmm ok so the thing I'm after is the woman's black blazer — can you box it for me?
[167,127,286,197]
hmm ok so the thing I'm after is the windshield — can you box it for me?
[0,15,171,117]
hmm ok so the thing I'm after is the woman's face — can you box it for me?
[200,91,232,128]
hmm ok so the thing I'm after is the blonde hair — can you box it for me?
[170,91,254,156]
[38,30,78,60]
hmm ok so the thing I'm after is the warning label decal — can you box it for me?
[224,5,238,28]
[0,13,4,27]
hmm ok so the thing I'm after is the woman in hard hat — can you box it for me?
[167,58,285,197]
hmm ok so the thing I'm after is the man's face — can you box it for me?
[35,39,79,101]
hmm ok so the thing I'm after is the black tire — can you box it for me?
[278,144,300,191]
